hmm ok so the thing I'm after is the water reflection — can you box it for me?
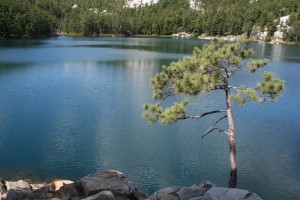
[0,39,45,48]
[250,43,300,63]
[0,62,34,76]
[271,44,284,61]
[45,36,205,54]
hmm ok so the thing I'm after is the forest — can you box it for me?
[0,0,299,41]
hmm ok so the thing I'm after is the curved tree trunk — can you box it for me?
[225,87,237,188]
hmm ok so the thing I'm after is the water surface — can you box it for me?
[0,37,299,200]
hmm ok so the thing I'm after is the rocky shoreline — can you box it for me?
[0,170,262,200]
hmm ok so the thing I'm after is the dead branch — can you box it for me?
[201,127,227,139]
[201,115,228,139]
[178,110,226,120]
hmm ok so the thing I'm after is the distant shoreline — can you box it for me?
[1,34,299,45]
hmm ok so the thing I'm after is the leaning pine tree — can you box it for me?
[143,41,284,188]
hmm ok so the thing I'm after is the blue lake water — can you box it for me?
[0,37,299,200]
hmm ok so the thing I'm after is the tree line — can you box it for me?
[0,0,299,41]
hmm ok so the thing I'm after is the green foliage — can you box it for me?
[1,0,299,38]
[256,72,285,101]
[246,88,259,102]
[231,87,265,105]
[0,0,57,37]
[143,103,163,123]
[264,35,272,43]
[247,59,269,73]
[151,41,254,100]
[143,41,285,124]
[285,12,300,42]
[143,100,189,124]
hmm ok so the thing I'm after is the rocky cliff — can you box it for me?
[0,170,262,200]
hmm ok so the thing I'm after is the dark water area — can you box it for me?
[0,37,299,200]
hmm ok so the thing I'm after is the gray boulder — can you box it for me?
[81,190,115,200]
[149,186,182,200]
[29,182,80,200]
[5,180,32,200]
[79,170,147,200]
[148,182,215,200]
[0,180,7,199]
[6,189,31,200]
[176,183,208,200]
[30,183,46,190]
[54,182,79,199]
[0,171,263,200]
[5,180,31,191]
[29,183,55,199]
[148,182,262,200]
[202,187,263,200]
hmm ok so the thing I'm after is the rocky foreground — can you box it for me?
[0,170,262,200]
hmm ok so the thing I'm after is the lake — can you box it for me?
[0,37,299,200]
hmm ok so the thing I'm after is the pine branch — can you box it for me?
[204,65,222,73]
[213,85,225,90]
[178,110,226,120]
[228,66,241,77]
[229,86,246,91]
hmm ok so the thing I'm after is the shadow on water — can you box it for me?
[67,43,194,54]
[0,39,46,48]
[46,36,208,54]
[0,62,34,75]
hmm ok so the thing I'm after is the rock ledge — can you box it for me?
[0,170,262,200]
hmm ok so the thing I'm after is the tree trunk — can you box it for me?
[225,87,237,188]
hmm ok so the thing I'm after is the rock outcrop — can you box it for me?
[125,0,159,8]
[0,170,263,200]
[148,182,262,200]
[250,26,268,42]
[198,34,247,42]
[274,15,290,39]
[172,32,193,38]
[79,170,147,199]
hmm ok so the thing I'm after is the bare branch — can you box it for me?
[201,127,228,139]
[220,60,229,70]
[228,86,246,91]
[220,58,242,78]
[213,85,225,90]
[201,115,228,139]
[228,65,241,77]
[202,128,219,139]
[212,115,228,126]
[204,65,223,73]
[161,84,176,99]
[178,110,226,120]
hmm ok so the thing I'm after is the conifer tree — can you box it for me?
[143,41,285,188]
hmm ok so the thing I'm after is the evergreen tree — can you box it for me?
[1,0,300,39]
[286,12,300,41]
[143,41,284,188]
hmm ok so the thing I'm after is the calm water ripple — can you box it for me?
[0,37,299,200]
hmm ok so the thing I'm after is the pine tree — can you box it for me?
[143,41,285,188]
